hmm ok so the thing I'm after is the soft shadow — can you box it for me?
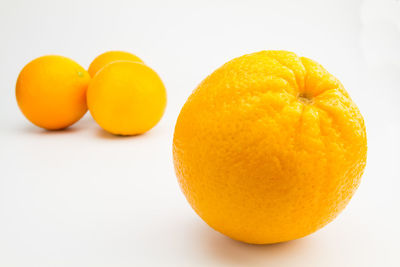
[94,124,165,140]
[192,222,314,266]
[95,128,143,140]
[19,124,80,135]
[17,114,95,135]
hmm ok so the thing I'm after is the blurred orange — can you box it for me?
[16,55,90,130]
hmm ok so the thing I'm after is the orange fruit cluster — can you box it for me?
[16,49,367,245]
[16,51,167,135]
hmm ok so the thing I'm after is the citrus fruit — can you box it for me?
[173,50,367,244]
[16,55,90,130]
[88,51,143,77]
[87,61,167,135]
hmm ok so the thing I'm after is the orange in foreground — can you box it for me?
[173,50,367,244]
[87,61,167,135]
[16,55,90,130]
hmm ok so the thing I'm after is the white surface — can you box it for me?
[1,0,400,266]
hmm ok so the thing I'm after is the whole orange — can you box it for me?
[88,51,143,77]
[16,55,90,130]
[173,50,367,244]
[87,61,167,135]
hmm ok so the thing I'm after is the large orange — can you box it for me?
[173,50,367,244]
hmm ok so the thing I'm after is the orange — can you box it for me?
[88,51,143,77]
[16,55,90,130]
[173,50,367,244]
[87,61,167,135]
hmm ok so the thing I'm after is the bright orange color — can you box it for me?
[87,61,167,135]
[173,50,367,244]
[88,51,143,77]
[16,55,90,130]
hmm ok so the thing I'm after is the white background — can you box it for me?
[1,0,400,266]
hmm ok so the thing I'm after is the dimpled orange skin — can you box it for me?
[88,51,143,77]
[16,55,90,130]
[87,61,167,135]
[173,50,367,244]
